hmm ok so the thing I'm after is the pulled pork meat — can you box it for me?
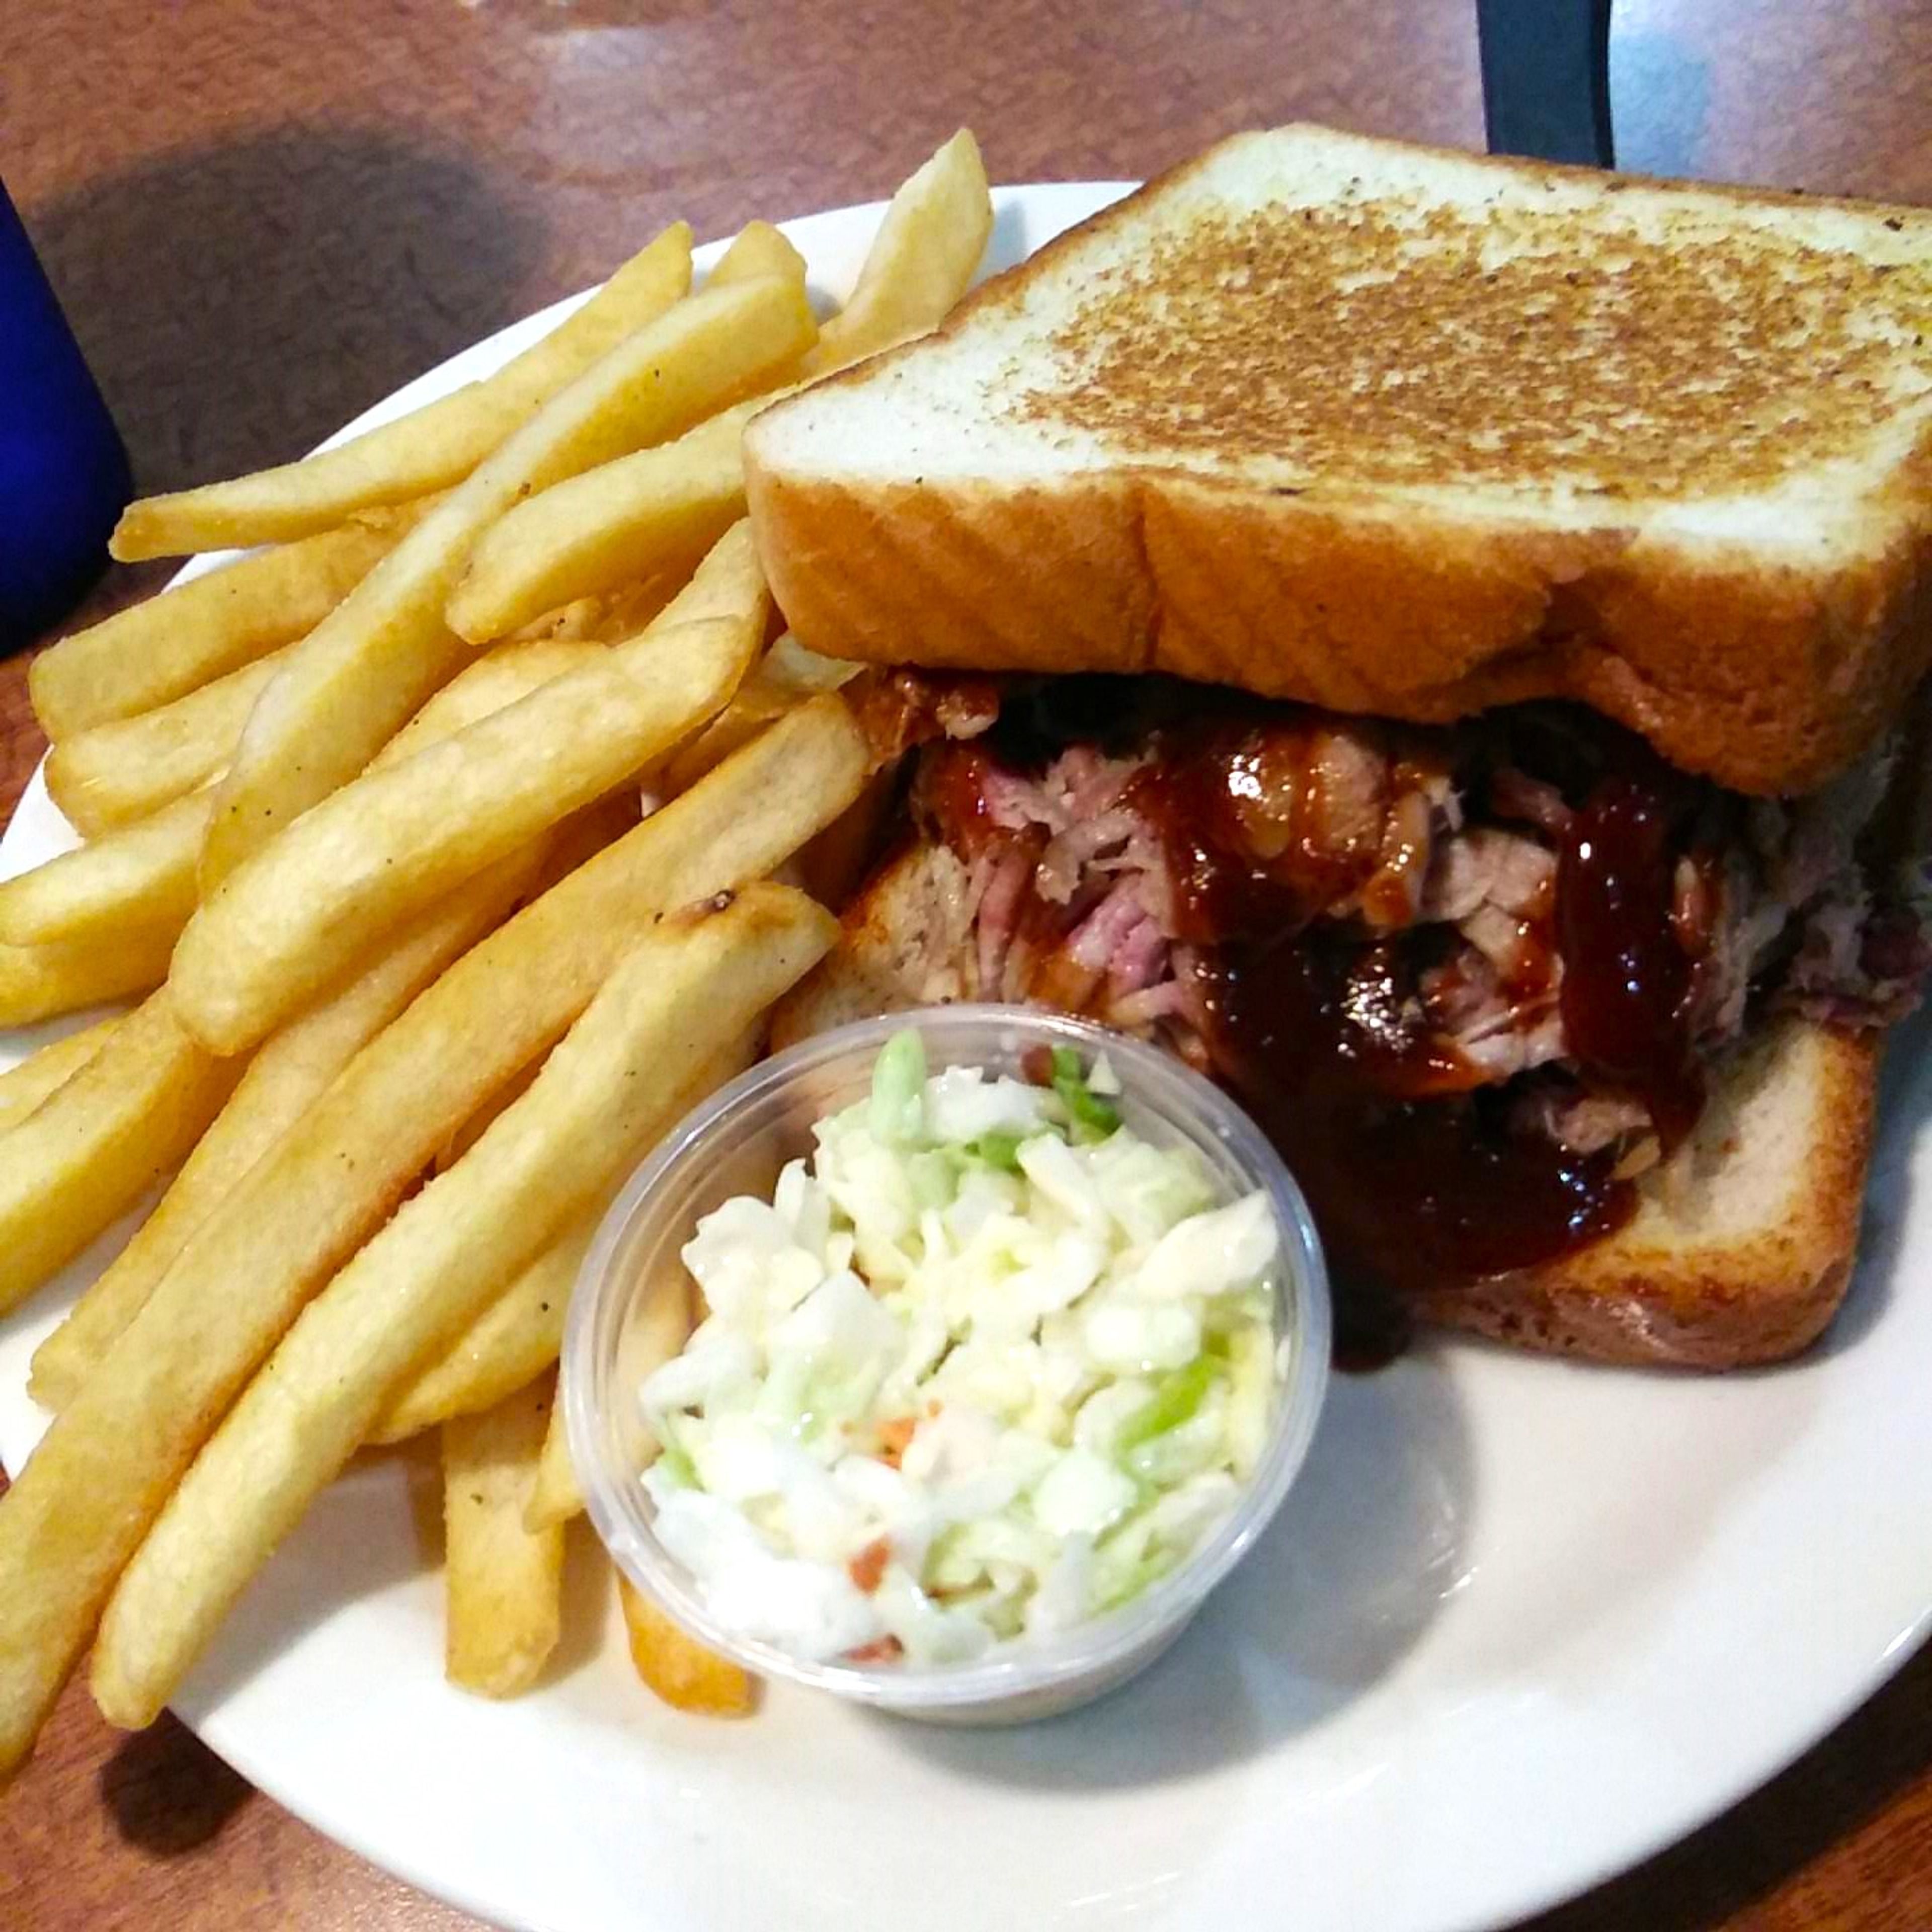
[846,666,1004,766]
[906,680,1930,1167]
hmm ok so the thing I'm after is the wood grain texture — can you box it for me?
[1,0,1929,1925]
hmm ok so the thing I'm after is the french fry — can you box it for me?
[446,405,755,645]
[0,926,175,1029]
[198,274,815,889]
[527,1381,588,1531]
[709,220,809,290]
[0,991,242,1318]
[5,638,605,988]
[0,1015,122,1138]
[45,651,285,837]
[801,130,992,375]
[109,225,695,559]
[26,859,539,1413]
[92,885,837,1726]
[381,637,611,762]
[618,1576,756,1717]
[443,1375,564,1698]
[37,797,625,1415]
[379,1020,752,1445]
[446,138,988,650]
[173,526,768,1053]
[29,514,415,739]
[665,633,862,793]
[0,699,866,1778]
[26,651,609,1412]
[526,1226,702,1532]
[0,790,210,950]
[374,1214,590,1446]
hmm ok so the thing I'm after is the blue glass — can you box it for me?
[0,178,132,653]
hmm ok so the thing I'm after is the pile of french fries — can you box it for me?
[0,132,992,1776]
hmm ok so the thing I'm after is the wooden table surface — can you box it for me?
[2,1,1930,1925]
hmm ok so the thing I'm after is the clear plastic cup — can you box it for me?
[565,1004,1331,1725]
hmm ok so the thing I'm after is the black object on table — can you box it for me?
[1476,0,1616,168]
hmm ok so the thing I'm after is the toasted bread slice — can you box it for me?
[746,125,1932,796]
[1405,1018,1878,1368]
[769,840,978,1051]
[769,841,1882,1369]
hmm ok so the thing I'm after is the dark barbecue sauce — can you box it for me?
[927,681,1711,1369]
[1198,939,1634,1368]
[1555,776,1704,1152]
[1125,711,1701,1369]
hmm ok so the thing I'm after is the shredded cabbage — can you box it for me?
[638,1030,1280,1666]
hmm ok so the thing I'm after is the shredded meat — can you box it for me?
[848,667,1002,765]
[1513,1083,1655,1157]
[1787,876,1932,1025]
[1490,765,1572,836]
[1423,826,1556,924]
[1361,788,1433,929]
[907,684,1929,1162]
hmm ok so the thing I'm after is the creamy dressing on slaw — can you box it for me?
[641,1032,1281,1666]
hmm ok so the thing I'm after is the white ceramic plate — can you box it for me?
[4,183,1929,1932]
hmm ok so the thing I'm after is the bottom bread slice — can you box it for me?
[1419,1017,1878,1369]
[772,842,1881,1370]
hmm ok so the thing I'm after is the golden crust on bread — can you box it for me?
[748,464,1932,794]
[1022,206,1924,499]
[746,125,1932,796]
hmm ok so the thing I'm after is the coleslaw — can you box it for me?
[639,1030,1283,1666]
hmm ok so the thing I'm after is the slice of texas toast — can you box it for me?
[769,842,975,1050]
[1404,1018,1879,1368]
[746,125,1932,796]
[769,843,1882,1369]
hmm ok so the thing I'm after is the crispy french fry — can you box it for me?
[26,648,603,1412]
[379,1021,751,1445]
[27,860,538,1413]
[6,638,604,979]
[0,926,175,1029]
[0,1015,122,1139]
[382,637,610,762]
[0,991,242,1318]
[507,596,609,646]
[0,791,210,950]
[41,792,622,1429]
[447,405,755,645]
[0,698,866,1778]
[109,225,695,559]
[433,1066,541,1177]
[448,141,987,649]
[443,1375,564,1698]
[527,1222,703,1532]
[618,1576,756,1717]
[527,1376,588,1531]
[665,633,862,793]
[174,527,768,1053]
[709,220,809,290]
[375,1216,590,1447]
[45,651,286,837]
[92,885,837,1726]
[801,130,991,375]
[199,274,815,889]
[29,514,416,739]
